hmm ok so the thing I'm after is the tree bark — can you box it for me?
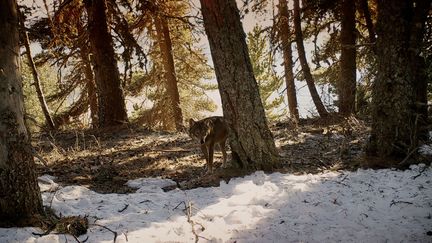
[84,0,128,128]
[359,0,376,48]
[200,0,279,169]
[0,0,43,226]
[367,0,430,158]
[278,0,299,122]
[20,14,56,129]
[293,0,328,117]
[154,16,183,131]
[338,0,357,115]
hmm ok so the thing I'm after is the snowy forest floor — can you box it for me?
[33,116,432,194]
[2,116,432,242]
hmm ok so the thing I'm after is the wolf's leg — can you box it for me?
[200,144,209,165]
[219,139,227,168]
[207,142,214,173]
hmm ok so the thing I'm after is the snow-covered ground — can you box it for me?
[1,165,431,243]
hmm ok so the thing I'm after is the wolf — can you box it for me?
[188,116,228,173]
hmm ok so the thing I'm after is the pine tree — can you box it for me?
[200,0,279,169]
[293,0,328,117]
[0,0,43,226]
[338,0,357,115]
[277,0,300,122]
[367,0,430,159]
[247,25,284,121]
[84,0,128,127]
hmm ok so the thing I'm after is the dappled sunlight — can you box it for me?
[1,165,430,242]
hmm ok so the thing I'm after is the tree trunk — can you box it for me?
[0,0,43,226]
[359,0,376,48]
[200,0,279,169]
[338,0,357,115]
[367,0,430,158]
[293,0,328,117]
[278,0,299,122]
[84,0,128,128]
[154,16,183,131]
[20,14,56,129]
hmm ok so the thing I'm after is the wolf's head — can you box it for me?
[188,119,208,144]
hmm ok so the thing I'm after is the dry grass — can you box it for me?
[32,117,385,193]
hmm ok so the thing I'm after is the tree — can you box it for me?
[84,0,128,127]
[200,0,279,169]
[154,15,183,130]
[367,0,430,158]
[359,0,376,49]
[127,0,216,130]
[293,0,328,117]
[247,25,284,121]
[19,12,56,129]
[338,0,357,115]
[278,0,300,122]
[0,0,43,226]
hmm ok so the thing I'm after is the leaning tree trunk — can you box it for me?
[0,0,43,226]
[154,16,183,131]
[200,0,279,169]
[278,0,299,122]
[359,0,376,50]
[293,0,328,117]
[338,0,357,115]
[20,14,55,129]
[84,0,128,128]
[367,0,430,158]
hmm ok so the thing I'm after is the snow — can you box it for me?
[1,165,432,243]
[420,144,432,156]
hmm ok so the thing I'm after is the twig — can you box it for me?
[72,234,89,243]
[32,148,49,167]
[186,202,199,243]
[173,201,186,210]
[91,223,117,243]
[32,225,56,237]
[390,200,413,207]
[118,204,129,213]
[399,146,420,165]
[412,166,427,179]
[340,174,349,182]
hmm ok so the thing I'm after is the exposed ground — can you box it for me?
[33,116,429,194]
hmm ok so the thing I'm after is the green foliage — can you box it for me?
[126,2,217,129]
[21,60,61,132]
[247,25,284,121]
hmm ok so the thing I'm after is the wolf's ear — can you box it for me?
[189,118,195,127]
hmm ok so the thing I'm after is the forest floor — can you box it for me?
[33,115,431,194]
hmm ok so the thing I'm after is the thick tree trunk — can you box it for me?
[154,16,183,131]
[278,0,299,122]
[0,0,43,226]
[338,0,357,115]
[367,0,430,158]
[84,0,128,128]
[200,0,279,169]
[293,0,328,117]
[20,15,55,129]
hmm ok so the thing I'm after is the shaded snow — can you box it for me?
[1,165,431,243]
